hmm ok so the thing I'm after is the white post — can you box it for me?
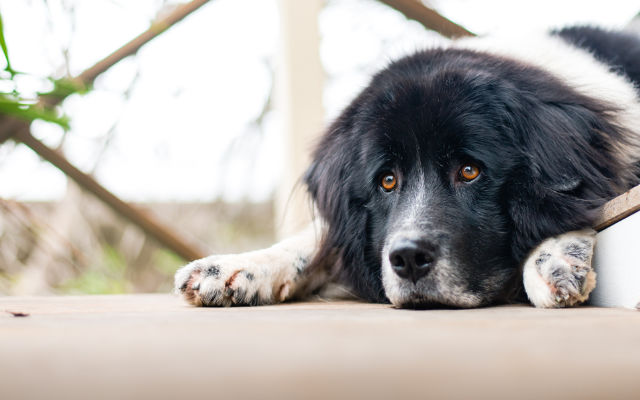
[275,0,325,239]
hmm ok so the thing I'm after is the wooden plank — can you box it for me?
[594,184,640,231]
[14,129,206,261]
[2,295,640,399]
[378,0,475,38]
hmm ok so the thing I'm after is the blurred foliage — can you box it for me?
[0,10,15,76]
[60,245,129,294]
[153,248,184,277]
[59,247,184,295]
[0,4,277,296]
[0,8,199,296]
[0,10,85,130]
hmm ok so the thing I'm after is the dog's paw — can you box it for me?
[174,252,295,307]
[523,229,597,308]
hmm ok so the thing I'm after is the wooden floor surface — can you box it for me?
[1,294,640,400]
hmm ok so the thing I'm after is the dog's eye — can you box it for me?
[380,173,398,191]
[459,164,481,182]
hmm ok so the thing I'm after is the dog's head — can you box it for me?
[305,48,634,308]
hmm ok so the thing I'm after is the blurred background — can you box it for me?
[0,0,638,296]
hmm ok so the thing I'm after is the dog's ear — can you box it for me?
[506,99,628,261]
[304,134,356,226]
[304,116,386,301]
[304,105,366,227]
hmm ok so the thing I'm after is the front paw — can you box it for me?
[523,230,597,308]
[174,254,292,307]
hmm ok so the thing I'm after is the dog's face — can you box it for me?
[306,49,625,308]
[371,113,516,308]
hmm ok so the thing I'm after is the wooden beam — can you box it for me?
[12,128,206,261]
[378,0,475,38]
[594,184,640,231]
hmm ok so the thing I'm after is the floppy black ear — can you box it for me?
[304,125,359,230]
[506,99,630,261]
[304,98,371,232]
[303,116,387,301]
[303,115,366,257]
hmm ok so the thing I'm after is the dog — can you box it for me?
[175,26,640,309]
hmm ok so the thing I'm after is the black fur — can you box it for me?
[304,28,640,307]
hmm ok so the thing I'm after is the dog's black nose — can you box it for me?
[389,238,437,283]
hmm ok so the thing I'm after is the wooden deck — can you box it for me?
[2,294,640,399]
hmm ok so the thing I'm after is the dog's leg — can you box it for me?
[523,229,597,308]
[174,223,328,306]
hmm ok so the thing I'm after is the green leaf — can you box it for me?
[0,96,70,129]
[39,77,90,99]
[0,11,16,76]
[0,12,80,131]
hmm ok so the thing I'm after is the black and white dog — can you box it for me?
[176,26,640,309]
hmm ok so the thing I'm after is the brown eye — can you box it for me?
[459,164,480,182]
[380,173,397,191]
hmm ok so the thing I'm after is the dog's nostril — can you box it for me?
[414,252,433,268]
[388,238,438,283]
[391,254,405,268]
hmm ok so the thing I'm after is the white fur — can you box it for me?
[453,32,640,165]
[523,229,597,308]
[175,224,322,306]
[381,230,483,308]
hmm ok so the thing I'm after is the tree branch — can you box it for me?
[73,0,211,91]
[1,0,211,142]
[378,0,475,38]
[0,0,213,261]
[13,128,207,261]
